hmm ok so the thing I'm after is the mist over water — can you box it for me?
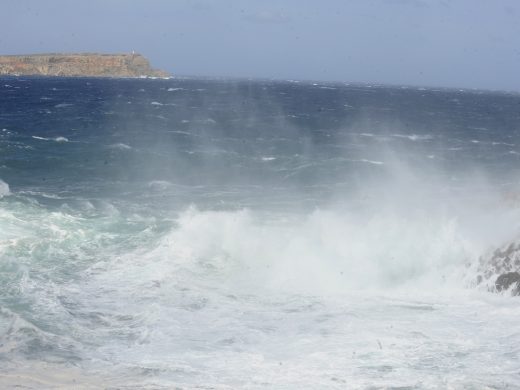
[1,77,520,388]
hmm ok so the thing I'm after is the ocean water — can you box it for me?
[1,77,520,388]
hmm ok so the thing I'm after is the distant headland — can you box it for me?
[0,53,169,78]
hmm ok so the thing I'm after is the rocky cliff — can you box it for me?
[0,53,169,78]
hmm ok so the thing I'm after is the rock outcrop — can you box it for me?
[495,272,520,294]
[476,241,520,295]
[0,53,169,78]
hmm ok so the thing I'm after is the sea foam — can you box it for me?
[0,179,10,198]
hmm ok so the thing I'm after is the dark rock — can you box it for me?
[495,272,520,295]
[476,240,520,294]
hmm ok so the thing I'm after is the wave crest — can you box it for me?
[128,206,480,295]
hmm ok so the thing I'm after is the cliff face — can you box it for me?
[0,53,169,78]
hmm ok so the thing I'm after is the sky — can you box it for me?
[1,0,520,91]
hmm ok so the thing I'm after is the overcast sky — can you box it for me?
[1,0,519,91]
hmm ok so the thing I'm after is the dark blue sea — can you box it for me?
[1,77,520,388]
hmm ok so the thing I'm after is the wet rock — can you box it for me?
[475,240,520,295]
[495,272,520,295]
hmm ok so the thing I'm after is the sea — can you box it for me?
[1,76,520,389]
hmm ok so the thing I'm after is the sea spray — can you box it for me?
[147,200,503,295]
[1,78,520,388]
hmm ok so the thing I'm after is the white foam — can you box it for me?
[0,179,10,198]
[32,136,69,142]
[169,130,191,135]
[108,143,132,150]
[3,174,518,387]
[357,158,385,165]
[392,134,433,141]
[129,204,482,296]
[150,101,163,106]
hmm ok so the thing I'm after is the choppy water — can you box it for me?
[1,77,520,388]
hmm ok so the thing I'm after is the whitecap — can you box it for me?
[0,179,10,198]
[261,156,277,162]
[108,143,132,150]
[32,136,68,142]
[358,159,385,165]
[150,101,163,106]
[169,130,191,135]
[492,142,515,146]
[392,134,433,141]
[167,88,184,91]
[54,103,73,108]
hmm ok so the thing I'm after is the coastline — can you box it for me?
[0,53,169,78]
